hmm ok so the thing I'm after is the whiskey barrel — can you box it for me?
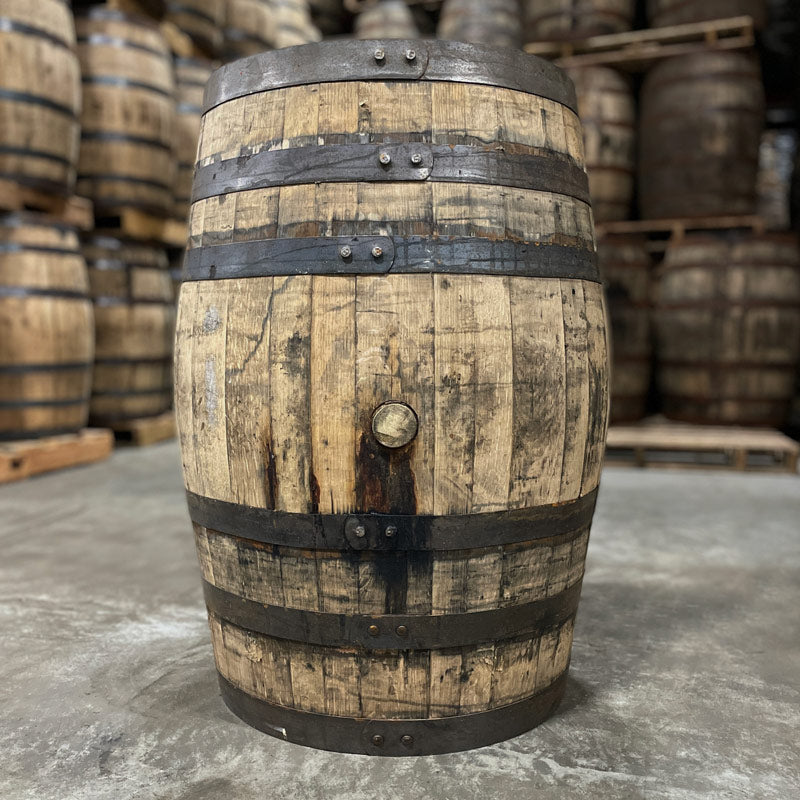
[648,0,767,29]
[309,0,350,35]
[164,0,223,57]
[568,67,635,224]
[176,40,608,756]
[437,0,523,49]
[654,233,800,426]
[272,0,322,48]
[523,0,635,42]
[76,9,176,215]
[639,52,764,220]
[355,1,419,38]
[756,128,797,231]
[0,0,81,201]
[224,0,275,60]
[173,58,215,222]
[0,214,93,440]
[83,236,175,426]
[598,236,652,423]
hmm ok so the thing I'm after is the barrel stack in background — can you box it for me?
[654,234,800,426]
[646,0,767,29]
[223,0,275,60]
[83,237,175,428]
[598,237,652,424]
[354,0,419,39]
[0,215,94,441]
[309,0,351,36]
[437,0,523,49]
[163,0,224,57]
[524,0,635,42]
[176,40,608,754]
[272,0,322,48]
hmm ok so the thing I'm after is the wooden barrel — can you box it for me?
[164,0,224,56]
[639,52,764,220]
[568,67,635,224]
[648,0,767,29]
[437,0,522,49]
[83,236,175,426]
[355,0,420,38]
[598,236,652,423]
[224,0,275,60]
[309,0,351,35]
[76,9,176,216]
[523,0,635,42]
[174,58,215,222]
[0,0,82,201]
[272,0,322,48]
[0,214,94,440]
[756,128,797,231]
[176,40,608,756]
[654,233,800,426]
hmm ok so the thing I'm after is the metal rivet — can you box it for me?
[371,245,383,258]
[372,734,384,746]
[405,49,416,61]
[385,524,397,537]
[374,48,385,62]
[410,153,423,165]
[396,625,408,637]
[371,402,419,449]
[339,245,352,259]
[378,151,392,166]
[368,624,380,636]
[401,734,414,747]
[354,524,366,538]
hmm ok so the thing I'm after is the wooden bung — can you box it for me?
[83,236,175,427]
[0,214,94,441]
[175,40,609,756]
[0,0,82,202]
[654,232,800,427]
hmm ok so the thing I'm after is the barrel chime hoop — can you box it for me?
[0,361,92,374]
[186,487,598,552]
[217,671,568,756]
[203,578,582,650]
[76,34,169,59]
[0,88,78,118]
[0,17,73,50]
[191,143,590,204]
[203,40,578,114]
[0,145,74,166]
[182,236,600,283]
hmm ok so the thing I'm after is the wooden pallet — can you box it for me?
[606,419,800,473]
[112,411,176,447]
[0,180,94,230]
[0,429,114,484]
[94,208,188,249]
[525,15,755,70]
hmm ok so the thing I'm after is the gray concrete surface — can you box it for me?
[1,443,798,800]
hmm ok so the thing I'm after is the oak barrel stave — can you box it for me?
[0,0,82,201]
[83,236,175,426]
[177,41,608,755]
[0,214,94,440]
[654,233,800,426]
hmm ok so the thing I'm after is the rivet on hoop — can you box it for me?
[410,153,423,165]
[371,245,383,258]
[401,735,414,747]
[372,734,385,747]
[368,624,380,636]
[378,151,392,166]
[339,245,352,259]
[396,625,409,637]
[353,524,366,538]
[405,49,416,61]
[374,48,385,62]
[384,524,397,537]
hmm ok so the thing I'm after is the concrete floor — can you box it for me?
[1,443,798,800]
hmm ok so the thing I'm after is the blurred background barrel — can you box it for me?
[598,236,652,423]
[223,0,275,60]
[0,0,82,202]
[309,0,351,36]
[437,0,523,48]
[173,58,215,222]
[647,0,767,29]
[354,0,419,38]
[524,0,635,42]
[83,236,174,427]
[75,8,176,216]
[272,0,322,48]
[177,40,607,755]
[164,0,223,56]
[0,214,93,440]
[639,51,765,220]
[568,67,636,223]
[654,233,800,426]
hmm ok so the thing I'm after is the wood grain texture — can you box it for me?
[0,215,93,439]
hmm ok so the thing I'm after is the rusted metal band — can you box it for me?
[182,236,600,283]
[186,487,597,552]
[0,88,78,118]
[204,579,581,650]
[204,40,577,113]
[0,17,73,50]
[191,143,590,203]
[217,670,568,756]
